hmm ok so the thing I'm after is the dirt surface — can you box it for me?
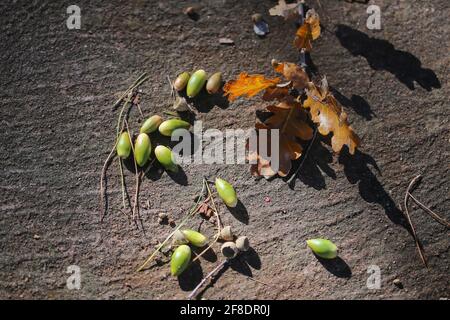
[0,0,449,300]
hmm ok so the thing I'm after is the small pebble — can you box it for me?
[393,278,403,289]
[33,234,40,240]
[219,37,234,45]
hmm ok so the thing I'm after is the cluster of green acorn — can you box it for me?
[116,115,191,171]
[173,69,223,98]
[169,177,239,277]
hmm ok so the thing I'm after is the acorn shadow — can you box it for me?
[314,255,352,279]
[228,200,249,224]
[178,260,204,291]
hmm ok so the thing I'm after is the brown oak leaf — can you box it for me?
[293,9,321,51]
[304,78,360,154]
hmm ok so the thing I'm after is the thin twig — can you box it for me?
[113,72,148,109]
[100,141,118,221]
[124,119,141,228]
[192,178,222,263]
[287,128,318,184]
[407,192,450,228]
[188,259,229,300]
[403,175,427,267]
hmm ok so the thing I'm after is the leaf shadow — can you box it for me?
[287,137,336,190]
[338,149,410,231]
[332,88,376,121]
[335,24,441,91]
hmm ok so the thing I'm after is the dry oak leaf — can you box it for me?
[223,72,280,101]
[269,0,301,21]
[293,9,321,51]
[249,99,313,178]
[262,85,290,101]
[272,60,310,91]
[304,80,360,154]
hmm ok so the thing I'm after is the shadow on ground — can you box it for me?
[335,25,440,91]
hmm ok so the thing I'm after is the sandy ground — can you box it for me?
[0,0,448,299]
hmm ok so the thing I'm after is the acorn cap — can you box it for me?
[221,242,238,259]
[236,236,250,252]
[219,226,234,241]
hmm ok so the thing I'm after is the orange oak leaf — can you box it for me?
[223,73,281,101]
[304,78,360,154]
[293,9,321,51]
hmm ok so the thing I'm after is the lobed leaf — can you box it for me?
[223,73,281,101]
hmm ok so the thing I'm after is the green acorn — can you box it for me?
[134,133,152,167]
[182,229,208,247]
[170,245,192,276]
[140,115,163,134]
[158,119,191,136]
[186,69,207,98]
[215,177,238,208]
[306,239,338,259]
[116,131,132,159]
[154,145,178,172]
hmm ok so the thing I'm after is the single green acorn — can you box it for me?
[158,119,191,136]
[182,229,208,247]
[170,244,191,276]
[215,178,238,208]
[186,69,207,98]
[140,115,163,134]
[154,145,178,172]
[134,133,152,167]
[306,239,338,259]
[173,72,190,91]
[116,131,132,159]
[206,72,222,94]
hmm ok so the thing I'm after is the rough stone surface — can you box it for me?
[0,0,448,299]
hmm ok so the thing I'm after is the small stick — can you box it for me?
[192,178,222,263]
[100,141,118,221]
[124,119,141,227]
[113,72,148,109]
[136,103,145,120]
[188,259,229,300]
[403,175,427,267]
[405,180,450,228]
[287,128,318,184]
